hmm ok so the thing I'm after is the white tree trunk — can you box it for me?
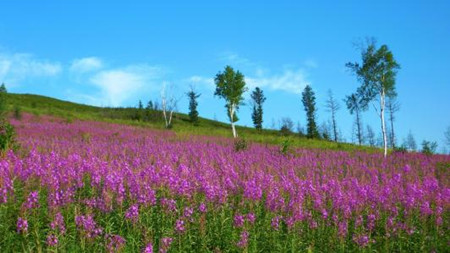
[229,104,237,138]
[380,89,388,157]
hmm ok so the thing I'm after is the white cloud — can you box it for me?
[219,51,253,66]
[186,75,215,91]
[245,69,311,93]
[0,52,62,85]
[70,57,103,73]
[89,64,165,106]
[303,59,318,69]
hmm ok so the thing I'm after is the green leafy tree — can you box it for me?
[214,66,247,138]
[421,140,438,155]
[250,87,266,130]
[301,85,320,139]
[0,83,7,118]
[187,88,200,126]
[345,93,364,145]
[0,83,18,152]
[346,39,400,157]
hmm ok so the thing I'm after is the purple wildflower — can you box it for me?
[246,213,256,224]
[160,237,173,253]
[198,203,207,213]
[237,230,249,248]
[46,234,58,246]
[17,217,28,234]
[125,204,139,223]
[143,243,153,253]
[175,219,185,233]
[24,191,39,209]
[234,214,245,228]
[106,234,126,253]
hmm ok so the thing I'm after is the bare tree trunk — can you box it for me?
[332,112,337,142]
[380,89,388,157]
[229,104,237,138]
[356,110,362,145]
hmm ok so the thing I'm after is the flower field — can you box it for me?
[1,114,449,252]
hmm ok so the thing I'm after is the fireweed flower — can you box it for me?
[143,243,153,253]
[75,215,103,239]
[237,230,249,248]
[16,217,28,234]
[125,204,139,223]
[160,237,173,253]
[183,207,194,219]
[24,191,39,209]
[198,203,207,213]
[271,216,281,231]
[175,219,185,233]
[46,234,58,246]
[106,234,126,253]
[246,213,256,224]
[50,212,66,234]
[234,214,245,228]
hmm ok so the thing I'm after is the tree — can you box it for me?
[280,117,294,136]
[0,83,7,118]
[325,90,340,142]
[146,100,154,110]
[302,85,320,139]
[296,121,305,137]
[161,84,179,129]
[445,126,450,149]
[187,87,200,126]
[386,96,400,148]
[214,66,247,138]
[346,39,400,157]
[421,140,438,155]
[250,87,266,130]
[366,125,376,147]
[403,131,417,151]
[320,121,331,141]
[0,83,18,152]
[345,93,364,145]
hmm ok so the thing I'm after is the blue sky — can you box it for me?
[1,0,449,151]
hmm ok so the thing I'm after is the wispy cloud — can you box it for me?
[186,75,215,91]
[245,68,311,94]
[70,57,103,73]
[219,51,254,67]
[88,64,165,106]
[0,52,61,85]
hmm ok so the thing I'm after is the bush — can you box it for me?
[14,105,22,120]
[0,120,19,153]
[234,138,248,152]
[280,138,292,155]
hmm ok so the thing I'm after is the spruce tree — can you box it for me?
[250,87,266,130]
[187,89,200,126]
[301,85,320,139]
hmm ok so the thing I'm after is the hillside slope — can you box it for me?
[7,93,377,152]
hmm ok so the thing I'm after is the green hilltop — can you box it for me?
[7,93,377,152]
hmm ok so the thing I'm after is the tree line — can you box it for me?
[121,39,447,155]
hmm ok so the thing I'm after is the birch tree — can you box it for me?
[214,66,247,138]
[346,40,400,157]
[161,83,179,129]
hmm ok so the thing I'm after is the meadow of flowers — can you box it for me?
[0,113,449,252]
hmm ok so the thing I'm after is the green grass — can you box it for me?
[7,92,378,152]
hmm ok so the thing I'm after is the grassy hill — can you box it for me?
[6,93,378,152]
